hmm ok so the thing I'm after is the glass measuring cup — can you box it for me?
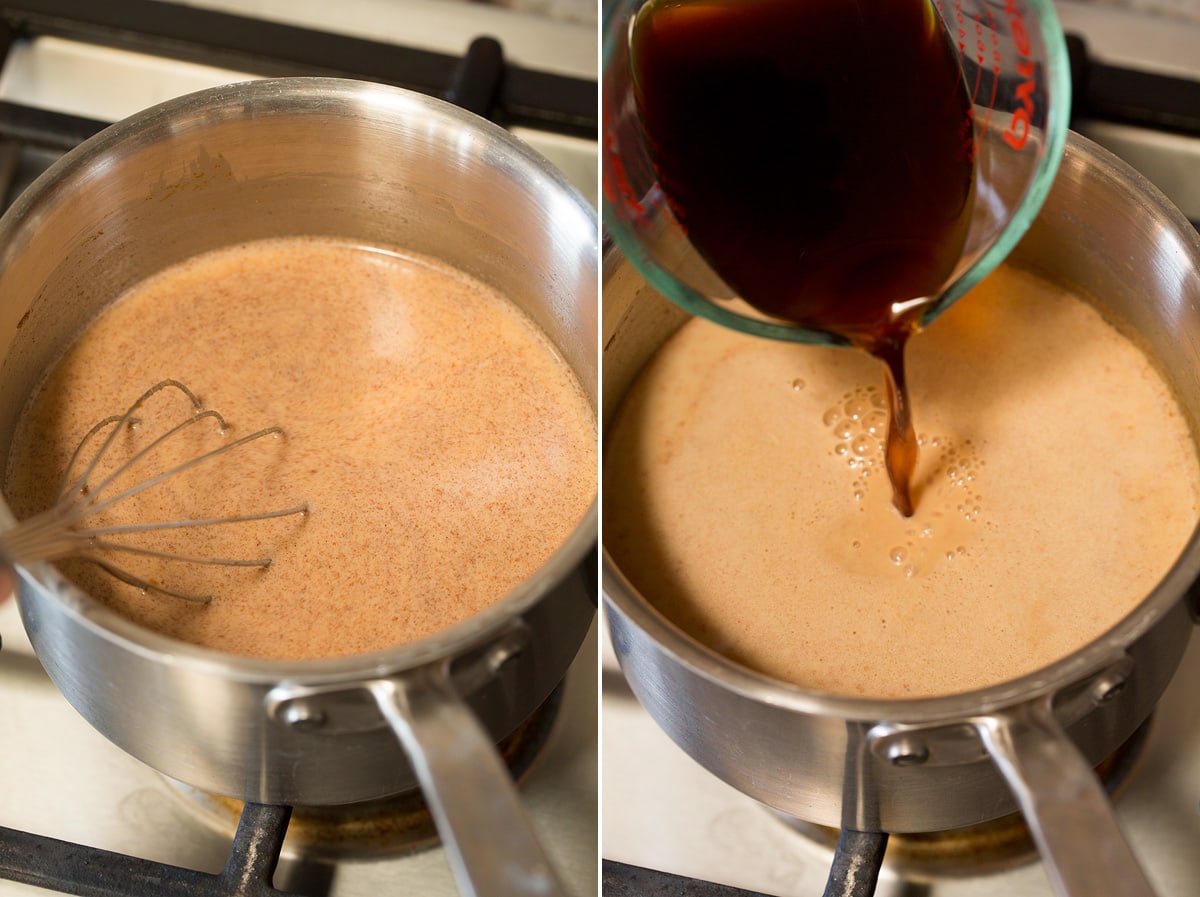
[602,0,1072,347]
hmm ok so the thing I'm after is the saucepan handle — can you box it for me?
[973,696,1156,897]
[366,667,567,897]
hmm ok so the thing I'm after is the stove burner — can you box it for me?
[168,684,564,860]
[776,716,1152,882]
[0,677,564,893]
[602,715,1156,896]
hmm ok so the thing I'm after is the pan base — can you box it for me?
[164,683,564,861]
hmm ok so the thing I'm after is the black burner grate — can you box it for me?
[0,3,595,895]
[602,829,888,897]
[0,0,597,152]
[1066,33,1200,137]
[0,803,298,897]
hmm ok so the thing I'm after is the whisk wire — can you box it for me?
[80,504,312,538]
[17,409,242,548]
[89,538,274,568]
[59,379,204,505]
[76,421,274,524]
[57,414,126,502]
[84,557,216,605]
[2,379,308,604]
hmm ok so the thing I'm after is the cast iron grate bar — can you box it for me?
[0,0,595,138]
[602,861,774,897]
[446,36,505,120]
[820,830,887,897]
[0,34,518,153]
[0,98,106,151]
[603,830,889,897]
[0,802,306,896]
[1067,33,1200,136]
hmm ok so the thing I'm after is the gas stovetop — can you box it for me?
[603,627,1200,897]
[0,2,597,896]
[2,598,598,897]
[601,2,1200,895]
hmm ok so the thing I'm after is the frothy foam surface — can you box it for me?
[5,237,596,660]
[604,266,1200,698]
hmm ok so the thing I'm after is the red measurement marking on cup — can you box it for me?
[1002,0,1039,150]
[940,0,988,151]
[938,0,1038,153]
[941,0,990,152]
[976,3,1001,147]
[603,132,647,217]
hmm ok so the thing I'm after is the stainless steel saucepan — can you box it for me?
[603,132,1200,897]
[0,78,597,897]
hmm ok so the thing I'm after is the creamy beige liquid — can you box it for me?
[5,237,596,660]
[604,266,1200,698]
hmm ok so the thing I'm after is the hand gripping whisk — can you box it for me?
[0,379,308,604]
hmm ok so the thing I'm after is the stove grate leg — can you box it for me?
[821,829,889,897]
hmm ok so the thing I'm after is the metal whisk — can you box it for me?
[0,379,308,604]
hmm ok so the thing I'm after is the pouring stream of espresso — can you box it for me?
[873,334,919,517]
[630,0,975,517]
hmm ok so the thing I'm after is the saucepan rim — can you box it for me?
[0,76,598,682]
[602,131,1200,725]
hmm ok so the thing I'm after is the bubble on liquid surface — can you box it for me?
[889,547,908,565]
[864,412,887,437]
[792,378,806,391]
[824,385,895,510]
[844,398,868,420]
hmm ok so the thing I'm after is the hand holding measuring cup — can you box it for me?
[602,0,1071,516]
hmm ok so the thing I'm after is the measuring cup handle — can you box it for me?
[367,669,567,897]
[973,697,1156,897]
